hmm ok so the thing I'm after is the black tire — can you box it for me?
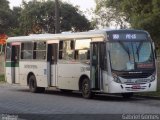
[81,78,93,99]
[122,93,133,99]
[29,75,45,93]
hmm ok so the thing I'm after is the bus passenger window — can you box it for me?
[75,39,91,61]
[70,40,74,50]
[74,50,79,59]
[75,50,90,61]
[21,42,33,59]
[59,40,74,60]
[87,50,90,59]
[6,43,11,60]
[33,42,46,60]
[59,51,62,59]
[59,41,63,50]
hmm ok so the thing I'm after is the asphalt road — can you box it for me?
[0,83,160,120]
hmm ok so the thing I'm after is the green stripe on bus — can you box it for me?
[5,62,19,67]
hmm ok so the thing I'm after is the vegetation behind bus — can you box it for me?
[95,0,160,50]
[0,0,92,36]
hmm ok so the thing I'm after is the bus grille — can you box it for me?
[119,72,152,79]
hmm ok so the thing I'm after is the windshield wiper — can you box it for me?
[119,41,131,60]
[135,42,143,61]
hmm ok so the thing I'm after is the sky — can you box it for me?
[8,0,96,20]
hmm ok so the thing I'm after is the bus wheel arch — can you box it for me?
[28,73,45,93]
[79,75,89,91]
[79,75,93,99]
[27,72,35,86]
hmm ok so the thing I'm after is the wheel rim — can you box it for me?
[82,80,89,97]
[29,79,35,90]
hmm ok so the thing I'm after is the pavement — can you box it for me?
[0,83,160,120]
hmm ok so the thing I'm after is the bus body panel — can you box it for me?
[6,63,20,84]
[57,62,90,90]
[5,29,157,96]
[5,66,13,84]
[19,61,48,87]
[15,67,20,83]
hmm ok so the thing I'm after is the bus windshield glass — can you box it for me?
[109,41,154,71]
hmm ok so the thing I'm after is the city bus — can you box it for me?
[5,29,157,98]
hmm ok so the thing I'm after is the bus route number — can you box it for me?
[126,34,136,39]
[112,34,137,40]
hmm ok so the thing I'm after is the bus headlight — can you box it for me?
[112,73,121,83]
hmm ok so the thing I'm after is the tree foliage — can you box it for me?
[95,0,129,29]
[0,0,91,36]
[95,0,160,44]
[10,7,22,35]
[18,0,91,35]
[0,0,12,34]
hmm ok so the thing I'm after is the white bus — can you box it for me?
[5,29,157,98]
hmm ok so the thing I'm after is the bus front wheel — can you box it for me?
[81,78,93,99]
[29,75,45,93]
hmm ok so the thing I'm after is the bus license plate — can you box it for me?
[132,85,141,89]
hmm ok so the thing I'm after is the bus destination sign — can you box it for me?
[110,33,147,41]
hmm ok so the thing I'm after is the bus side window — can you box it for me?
[33,42,46,60]
[59,40,74,60]
[21,42,33,59]
[59,41,63,59]
[74,50,79,59]
[70,40,74,50]
[75,39,91,61]
[6,43,11,60]
[87,50,90,59]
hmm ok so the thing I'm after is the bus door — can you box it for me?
[90,42,103,90]
[47,41,58,86]
[11,43,20,83]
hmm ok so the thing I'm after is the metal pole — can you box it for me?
[55,0,60,33]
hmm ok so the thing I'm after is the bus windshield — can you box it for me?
[109,41,154,71]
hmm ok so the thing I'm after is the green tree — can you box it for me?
[17,0,91,35]
[9,7,22,36]
[95,0,129,29]
[0,0,12,34]
[95,0,160,45]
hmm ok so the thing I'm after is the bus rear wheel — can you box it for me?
[81,78,93,99]
[29,75,45,93]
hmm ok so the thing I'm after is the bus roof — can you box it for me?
[7,30,107,43]
[7,29,149,43]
